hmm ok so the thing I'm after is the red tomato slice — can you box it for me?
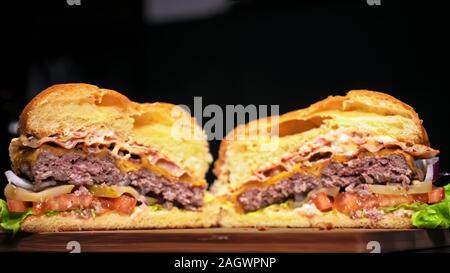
[7,198,29,213]
[428,187,445,204]
[376,194,413,207]
[33,193,95,214]
[311,192,333,212]
[334,193,411,214]
[333,187,446,215]
[412,193,429,203]
[31,193,137,215]
[111,195,137,215]
[99,198,114,210]
[333,193,362,214]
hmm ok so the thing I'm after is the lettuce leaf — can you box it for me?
[412,184,450,229]
[148,204,164,211]
[380,202,428,213]
[0,199,33,235]
[45,210,59,217]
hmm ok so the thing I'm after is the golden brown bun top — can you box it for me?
[212,90,438,194]
[16,83,212,180]
[19,83,137,137]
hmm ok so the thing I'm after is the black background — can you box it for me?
[0,0,448,190]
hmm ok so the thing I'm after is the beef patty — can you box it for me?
[237,154,422,212]
[18,151,205,210]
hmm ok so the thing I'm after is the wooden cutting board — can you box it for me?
[1,228,450,253]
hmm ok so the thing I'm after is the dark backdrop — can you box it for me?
[1,0,448,188]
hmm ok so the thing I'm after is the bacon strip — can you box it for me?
[247,130,439,184]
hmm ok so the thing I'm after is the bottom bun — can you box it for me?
[219,203,414,229]
[22,203,220,232]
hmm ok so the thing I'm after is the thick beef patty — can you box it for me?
[18,151,205,210]
[238,154,422,212]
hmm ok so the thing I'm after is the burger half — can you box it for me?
[212,90,447,229]
[2,83,218,232]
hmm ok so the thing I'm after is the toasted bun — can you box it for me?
[19,83,137,138]
[219,204,413,229]
[212,90,437,194]
[132,102,212,180]
[21,202,220,232]
[17,83,212,180]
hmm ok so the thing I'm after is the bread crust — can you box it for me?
[219,204,413,229]
[19,83,133,137]
[21,203,221,232]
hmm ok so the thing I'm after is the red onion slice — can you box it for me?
[294,193,306,202]
[4,170,34,191]
[415,157,440,182]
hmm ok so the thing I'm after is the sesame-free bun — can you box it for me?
[219,203,413,229]
[21,202,220,232]
[19,83,137,139]
[17,83,212,180]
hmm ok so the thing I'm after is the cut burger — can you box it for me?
[2,83,218,232]
[212,90,445,229]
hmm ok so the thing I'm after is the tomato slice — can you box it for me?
[7,198,29,213]
[428,187,445,204]
[33,193,95,214]
[99,198,114,210]
[311,192,333,212]
[376,194,413,207]
[333,193,362,214]
[32,193,137,215]
[111,195,137,215]
[412,193,429,203]
[333,187,446,215]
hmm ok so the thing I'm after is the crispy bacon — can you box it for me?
[243,130,439,184]
[12,128,193,180]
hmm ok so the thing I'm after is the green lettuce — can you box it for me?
[148,204,164,211]
[0,199,33,234]
[45,210,59,217]
[380,202,428,213]
[412,184,450,229]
